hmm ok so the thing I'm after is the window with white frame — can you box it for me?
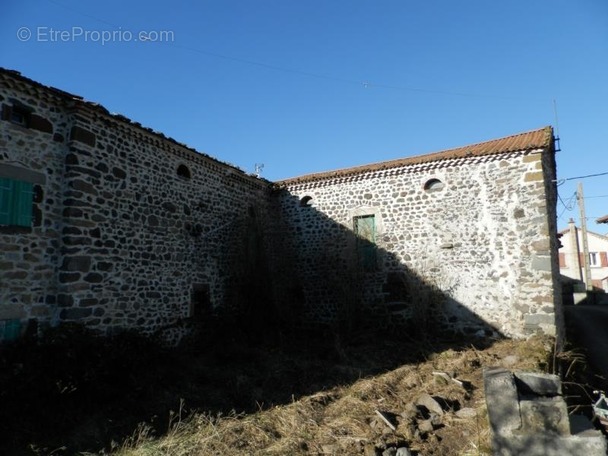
[589,252,599,267]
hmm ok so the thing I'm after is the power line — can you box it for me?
[556,171,608,185]
[42,0,552,102]
[558,191,576,211]
[584,194,608,199]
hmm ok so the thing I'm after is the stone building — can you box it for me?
[275,127,562,339]
[0,68,562,342]
[0,68,272,342]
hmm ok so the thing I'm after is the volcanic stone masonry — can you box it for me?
[0,67,563,342]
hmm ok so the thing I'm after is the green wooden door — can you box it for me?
[354,215,376,270]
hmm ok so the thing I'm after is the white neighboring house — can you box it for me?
[598,215,608,291]
[559,219,608,292]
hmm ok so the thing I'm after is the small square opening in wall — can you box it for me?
[2,104,32,127]
[190,283,211,321]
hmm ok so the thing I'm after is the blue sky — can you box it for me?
[2,0,607,231]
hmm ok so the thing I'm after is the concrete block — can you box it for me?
[484,368,522,433]
[485,369,607,456]
[519,398,569,435]
[515,372,562,396]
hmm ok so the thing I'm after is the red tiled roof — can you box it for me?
[279,127,554,185]
[597,215,608,224]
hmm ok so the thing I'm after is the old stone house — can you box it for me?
[0,68,562,342]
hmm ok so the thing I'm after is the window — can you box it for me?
[177,164,191,179]
[10,106,30,126]
[300,195,313,207]
[354,215,376,270]
[590,252,599,268]
[0,178,33,227]
[424,178,444,191]
[2,104,31,127]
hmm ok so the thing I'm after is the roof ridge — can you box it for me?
[279,126,553,185]
[559,226,608,241]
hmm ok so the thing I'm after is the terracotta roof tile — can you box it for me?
[597,215,608,224]
[279,127,554,185]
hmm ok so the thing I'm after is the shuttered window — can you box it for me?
[354,215,376,270]
[0,178,33,227]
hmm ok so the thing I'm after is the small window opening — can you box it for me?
[300,196,313,207]
[190,283,211,321]
[10,105,31,127]
[177,164,191,179]
[424,178,444,191]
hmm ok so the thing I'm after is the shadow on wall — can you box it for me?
[259,189,505,343]
[0,188,511,455]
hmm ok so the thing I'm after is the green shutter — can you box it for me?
[1,319,21,341]
[354,215,376,270]
[0,178,11,225]
[0,178,33,227]
[14,180,33,226]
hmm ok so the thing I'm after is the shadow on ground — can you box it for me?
[0,187,513,454]
[0,323,501,455]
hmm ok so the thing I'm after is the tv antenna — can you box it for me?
[254,163,264,177]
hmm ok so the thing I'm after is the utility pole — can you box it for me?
[577,182,593,291]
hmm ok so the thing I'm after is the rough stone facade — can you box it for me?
[0,68,562,341]
[275,128,562,339]
[0,69,270,341]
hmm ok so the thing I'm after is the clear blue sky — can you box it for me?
[2,0,607,231]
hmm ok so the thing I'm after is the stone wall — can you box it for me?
[0,69,561,341]
[0,70,271,339]
[276,143,561,338]
[0,76,70,333]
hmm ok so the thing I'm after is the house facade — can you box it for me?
[274,128,562,338]
[559,219,608,292]
[0,68,272,342]
[1,68,562,341]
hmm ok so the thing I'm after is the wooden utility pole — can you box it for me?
[578,182,593,291]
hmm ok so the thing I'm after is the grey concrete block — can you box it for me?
[484,368,522,433]
[519,398,569,435]
[486,369,608,456]
[515,372,562,396]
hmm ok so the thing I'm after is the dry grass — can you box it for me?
[114,336,554,456]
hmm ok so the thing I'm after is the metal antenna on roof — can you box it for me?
[553,99,561,152]
[254,163,264,178]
